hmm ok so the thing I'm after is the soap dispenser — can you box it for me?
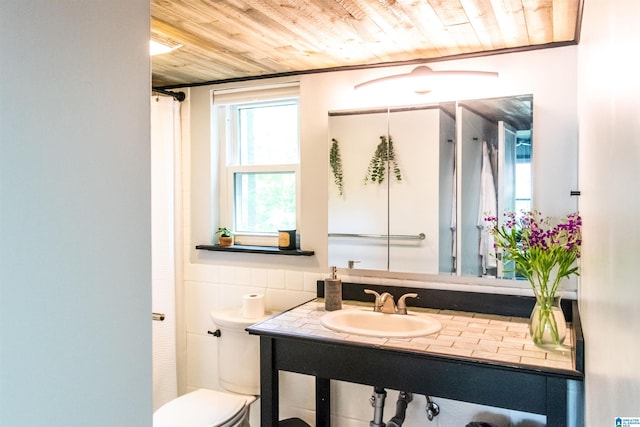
[324,266,342,311]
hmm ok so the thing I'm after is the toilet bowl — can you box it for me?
[153,388,254,427]
[153,308,271,427]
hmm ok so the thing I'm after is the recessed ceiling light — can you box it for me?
[150,40,182,56]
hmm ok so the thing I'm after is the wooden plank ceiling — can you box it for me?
[151,0,582,88]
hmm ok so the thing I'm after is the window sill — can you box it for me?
[195,244,315,256]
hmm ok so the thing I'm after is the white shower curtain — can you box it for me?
[151,96,180,410]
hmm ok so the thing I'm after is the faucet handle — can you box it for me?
[364,289,382,311]
[364,289,380,298]
[396,293,418,315]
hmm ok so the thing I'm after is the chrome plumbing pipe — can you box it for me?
[369,387,387,427]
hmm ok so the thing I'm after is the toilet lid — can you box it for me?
[154,389,248,427]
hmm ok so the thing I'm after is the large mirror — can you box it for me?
[327,94,533,278]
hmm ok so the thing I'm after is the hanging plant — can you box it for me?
[329,138,344,196]
[364,135,402,184]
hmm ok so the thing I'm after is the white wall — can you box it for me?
[189,46,579,275]
[578,0,640,424]
[0,1,152,426]
[181,46,580,426]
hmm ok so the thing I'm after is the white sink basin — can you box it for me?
[320,309,442,338]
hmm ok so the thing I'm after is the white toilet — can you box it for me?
[154,308,271,427]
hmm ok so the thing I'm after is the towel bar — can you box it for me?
[328,232,425,240]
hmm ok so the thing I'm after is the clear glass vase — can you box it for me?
[529,295,567,350]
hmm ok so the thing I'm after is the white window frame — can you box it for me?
[213,83,301,246]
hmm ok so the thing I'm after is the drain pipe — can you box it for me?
[386,391,413,427]
[369,387,387,427]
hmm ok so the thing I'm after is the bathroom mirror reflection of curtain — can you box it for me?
[151,96,180,410]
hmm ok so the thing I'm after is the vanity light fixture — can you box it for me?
[354,65,499,94]
[150,39,182,56]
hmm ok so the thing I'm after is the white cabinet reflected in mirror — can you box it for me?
[328,94,533,279]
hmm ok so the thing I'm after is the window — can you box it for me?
[213,84,300,245]
[515,130,532,213]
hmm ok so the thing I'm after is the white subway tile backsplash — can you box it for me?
[303,272,324,293]
[218,265,235,284]
[183,262,220,282]
[267,269,285,289]
[250,268,269,287]
[232,266,252,286]
[285,270,304,291]
[264,288,315,312]
[185,281,221,333]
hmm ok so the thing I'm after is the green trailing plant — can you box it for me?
[329,138,344,196]
[364,135,402,184]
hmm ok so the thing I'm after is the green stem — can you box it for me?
[532,297,562,345]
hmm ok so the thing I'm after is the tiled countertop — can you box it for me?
[251,299,576,373]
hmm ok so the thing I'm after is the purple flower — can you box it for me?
[484,210,582,299]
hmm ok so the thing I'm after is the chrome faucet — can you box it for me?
[364,290,418,315]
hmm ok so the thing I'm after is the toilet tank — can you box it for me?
[210,309,272,395]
